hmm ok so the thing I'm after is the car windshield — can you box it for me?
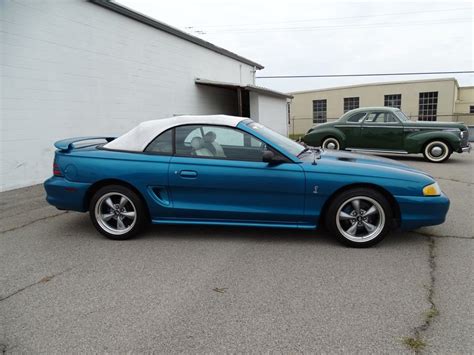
[395,110,411,121]
[246,121,304,157]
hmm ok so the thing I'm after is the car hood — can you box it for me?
[403,121,467,130]
[301,149,433,182]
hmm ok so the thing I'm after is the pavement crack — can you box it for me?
[413,230,474,240]
[403,237,439,353]
[0,268,72,302]
[435,177,473,186]
[0,211,67,234]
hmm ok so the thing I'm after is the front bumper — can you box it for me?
[44,176,91,212]
[460,143,471,153]
[395,192,450,230]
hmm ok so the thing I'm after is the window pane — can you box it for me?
[347,112,366,122]
[418,91,438,121]
[175,125,266,162]
[145,129,173,154]
[384,94,401,109]
[344,97,359,113]
[202,126,243,146]
[312,99,327,124]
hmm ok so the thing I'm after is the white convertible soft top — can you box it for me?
[104,115,246,152]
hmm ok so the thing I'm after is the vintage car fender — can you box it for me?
[303,127,346,147]
[404,130,462,153]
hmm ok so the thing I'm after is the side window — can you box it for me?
[346,112,366,123]
[184,127,203,145]
[365,112,399,124]
[202,126,243,146]
[145,129,173,154]
[175,125,268,162]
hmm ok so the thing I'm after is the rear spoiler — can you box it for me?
[54,136,116,152]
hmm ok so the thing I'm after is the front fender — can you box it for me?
[303,128,346,147]
[405,130,461,153]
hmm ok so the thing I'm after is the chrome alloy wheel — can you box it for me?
[335,196,385,243]
[94,192,137,235]
[322,137,340,150]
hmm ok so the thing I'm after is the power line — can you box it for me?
[201,18,470,34]
[256,71,474,79]
[185,7,471,29]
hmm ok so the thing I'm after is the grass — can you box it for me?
[425,308,439,321]
[402,337,426,351]
[288,134,303,141]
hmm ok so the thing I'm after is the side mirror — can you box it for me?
[262,150,275,163]
[262,150,286,165]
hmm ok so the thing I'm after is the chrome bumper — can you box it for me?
[461,143,471,153]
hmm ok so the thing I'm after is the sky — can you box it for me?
[118,0,473,93]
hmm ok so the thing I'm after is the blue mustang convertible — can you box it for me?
[44,115,449,247]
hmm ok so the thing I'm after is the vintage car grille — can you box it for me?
[461,130,469,147]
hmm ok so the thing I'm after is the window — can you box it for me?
[174,125,266,162]
[343,97,359,113]
[384,94,402,109]
[312,99,327,123]
[365,112,399,124]
[418,91,438,121]
[247,121,304,157]
[145,129,173,154]
[470,105,474,114]
[346,112,366,123]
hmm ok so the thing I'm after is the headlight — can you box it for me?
[460,130,467,138]
[423,182,441,196]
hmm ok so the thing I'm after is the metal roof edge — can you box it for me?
[289,77,460,95]
[195,78,293,99]
[89,0,264,69]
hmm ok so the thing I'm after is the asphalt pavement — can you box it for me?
[1,153,472,353]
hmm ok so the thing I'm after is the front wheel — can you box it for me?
[423,140,451,163]
[325,188,392,247]
[89,185,147,240]
[321,137,340,150]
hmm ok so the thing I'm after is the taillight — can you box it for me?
[53,161,63,177]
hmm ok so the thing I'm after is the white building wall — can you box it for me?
[255,95,289,136]
[249,91,259,122]
[1,0,257,191]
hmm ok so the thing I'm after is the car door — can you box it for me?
[167,124,306,225]
[334,111,366,148]
[360,111,404,150]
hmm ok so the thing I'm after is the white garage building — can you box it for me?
[1,0,291,191]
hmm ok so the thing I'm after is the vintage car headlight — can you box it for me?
[423,182,441,196]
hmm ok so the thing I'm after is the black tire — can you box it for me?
[422,140,452,163]
[321,137,341,150]
[89,184,147,240]
[325,188,393,248]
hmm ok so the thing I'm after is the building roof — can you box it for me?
[195,78,293,99]
[289,77,460,95]
[104,115,246,151]
[89,0,264,69]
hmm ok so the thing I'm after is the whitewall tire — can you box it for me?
[322,137,340,150]
[423,141,451,163]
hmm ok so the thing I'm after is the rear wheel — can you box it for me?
[423,140,451,163]
[325,188,392,247]
[321,137,340,150]
[89,185,147,240]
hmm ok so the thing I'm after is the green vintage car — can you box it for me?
[302,107,471,163]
